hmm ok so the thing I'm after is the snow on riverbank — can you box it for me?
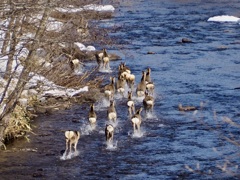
[29,74,89,98]
[56,4,115,13]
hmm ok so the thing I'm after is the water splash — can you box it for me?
[95,98,110,110]
[145,111,157,119]
[133,96,144,103]
[105,120,118,128]
[74,66,84,75]
[128,128,145,138]
[60,150,80,160]
[158,124,165,127]
[99,67,112,73]
[115,93,125,99]
[106,140,118,151]
[80,123,95,135]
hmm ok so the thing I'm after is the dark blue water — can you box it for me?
[95,0,240,179]
[0,1,239,179]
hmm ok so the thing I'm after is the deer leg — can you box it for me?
[132,105,135,114]
[64,139,69,156]
[137,124,140,133]
[70,142,73,154]
[74,141,78,152]
[128,107,132,116]
[133,123,136,133]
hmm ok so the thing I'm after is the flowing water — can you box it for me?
[1,0,240,179]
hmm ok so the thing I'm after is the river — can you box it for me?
[0,0,240,179]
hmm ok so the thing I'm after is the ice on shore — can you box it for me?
[207,15,240,23]
[56,4,115,13]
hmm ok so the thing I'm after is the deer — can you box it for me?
[127,91,135,116]
[143,91,154,113]
[63,130,80,156]
[116,74,126,97]
[104,77,115,100]
[107,100,117,122]
[118,62,135,90]
[105,124,114,143]
[145,68,154,95]
[136,71,147,97]
[88,104,97,128]
[102,48,110,69]
[131,107,143,134]
[95,48,110,69]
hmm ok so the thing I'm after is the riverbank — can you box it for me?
[0,2,119,148]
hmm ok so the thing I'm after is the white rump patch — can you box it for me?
[137,91,145,97]
[107,125,114,132]
[117,88,125,93]
[146,100,154,105]
[127,101,134,107]
[131,117,140,124]
[108,112,117,120]
[89,117,96,124]
[104,90,112,95]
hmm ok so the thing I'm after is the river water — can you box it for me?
[0,0,240,179]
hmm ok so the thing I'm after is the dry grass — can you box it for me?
[4,105,32,143]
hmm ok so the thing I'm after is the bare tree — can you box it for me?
[0,0,112,147]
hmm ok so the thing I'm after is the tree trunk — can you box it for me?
[3,16,21,80]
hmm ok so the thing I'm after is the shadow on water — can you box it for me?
[1,0,240,179]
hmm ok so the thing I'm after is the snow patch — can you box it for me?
[74,42,96,51]
[56,4,115,13]
[207,15,240,22]
[84,4,115,12]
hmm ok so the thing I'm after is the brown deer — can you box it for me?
[104,77,115,100]
[127,91,135,116]
[64,130,80,156]
[131,107,143,134]
[88,104,97,127]
[136,71,146,97]
[107,100,117,122]
[105,124,114,143]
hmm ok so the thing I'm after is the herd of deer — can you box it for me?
[64,49,199,157]
[63,48,156,156]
